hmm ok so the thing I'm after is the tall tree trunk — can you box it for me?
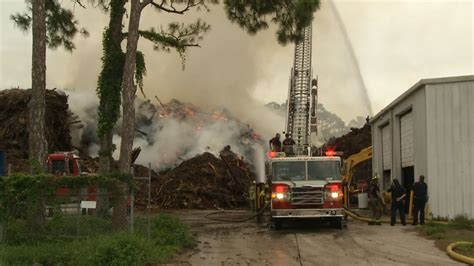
[97,0,126,174]
[29,0,48,174]
[113,0,142,229]
[119,0,142,174]
[27,0,47,232]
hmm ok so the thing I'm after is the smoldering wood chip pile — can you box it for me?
[321,122,371,159]
[135,148,256,209]
[0,89,72,155]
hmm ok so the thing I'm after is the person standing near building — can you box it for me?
[412,175,428,225]
[388,179,406,226]
[368,174,385,225]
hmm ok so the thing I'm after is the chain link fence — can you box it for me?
[0,168,152,245]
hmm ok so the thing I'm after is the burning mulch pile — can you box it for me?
[0,88,72,156]
[136,148,255,209]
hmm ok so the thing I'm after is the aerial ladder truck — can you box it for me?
[266,25,345,230]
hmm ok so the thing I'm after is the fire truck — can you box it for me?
[265,24,345,230]
[47,152,131,214]
[47,152,83,176]
[267,151,345,229]
[47,152,99,213]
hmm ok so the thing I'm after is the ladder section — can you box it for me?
[286,25,313,155]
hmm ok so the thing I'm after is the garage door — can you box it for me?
[381,125,391,170]
[400,112,414,167]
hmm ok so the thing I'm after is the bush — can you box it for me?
[45,215,114,240]
[150,214,195,248]
[1,240,95,265]
[94,233,156,265]
[2,233,165,265]
[1,214,195,265]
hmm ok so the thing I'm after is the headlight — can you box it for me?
[331,192,339,199]
[276,193,284,200]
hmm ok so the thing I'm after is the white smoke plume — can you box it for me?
[65,89,264,170]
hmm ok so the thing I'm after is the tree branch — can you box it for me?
[150,0,204,14]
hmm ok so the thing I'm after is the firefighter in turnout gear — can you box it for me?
[269,133,282,152]
[282,133,295,155]
[368,174,384,225]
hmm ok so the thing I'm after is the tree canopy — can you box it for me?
[11,0,89,52]
[224,0,320,44]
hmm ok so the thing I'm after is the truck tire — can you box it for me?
[271,218,282,230]
[331,218,344,230]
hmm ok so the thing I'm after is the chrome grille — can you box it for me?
[291,186,324,205]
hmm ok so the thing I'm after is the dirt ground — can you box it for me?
[165,210,457,266]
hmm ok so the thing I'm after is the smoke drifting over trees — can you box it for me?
[265,101,366,145]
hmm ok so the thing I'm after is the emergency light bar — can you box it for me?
[267,151,286,158]
[325,150,343,157]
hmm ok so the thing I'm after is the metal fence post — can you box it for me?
[148,162,151,240]
[76,190,81,237]
[130,166,135,234]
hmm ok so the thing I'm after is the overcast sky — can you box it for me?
[0,0,473,123]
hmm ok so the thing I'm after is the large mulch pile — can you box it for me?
[0,89,72,156]
[136,148,255,209]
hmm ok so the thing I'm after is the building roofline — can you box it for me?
[370,75,474,123]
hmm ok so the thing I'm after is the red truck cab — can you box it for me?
[47,152,98,201]
[47,152,82,176]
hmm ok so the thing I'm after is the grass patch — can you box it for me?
[455,242,474,257]
[1,213,195,265]
[418,215,474,258]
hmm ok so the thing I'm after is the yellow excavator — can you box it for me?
[341,146,392,208]
[341,146,372,208]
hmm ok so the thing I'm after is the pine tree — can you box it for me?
[11,0,87,173]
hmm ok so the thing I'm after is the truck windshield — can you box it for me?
[272,161,306,181]
[51,159,74,174]
[307,161,341,181]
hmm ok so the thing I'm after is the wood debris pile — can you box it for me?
[0,89,72,156]
[135,147,256,209]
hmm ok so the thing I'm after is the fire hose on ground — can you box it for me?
[204,203,268,223]
[343,207,474,265]
[446,241,474,265]
[205,182,269,223]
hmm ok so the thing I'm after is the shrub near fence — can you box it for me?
[0,174,132,244]
[0,174,196,265]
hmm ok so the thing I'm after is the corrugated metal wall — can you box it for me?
[382,125,391,170]
[426,81,474,219]
[400,112,414,167]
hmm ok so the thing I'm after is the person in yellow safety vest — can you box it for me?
[368,174,385,225]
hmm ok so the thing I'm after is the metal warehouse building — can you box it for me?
[370,75,474,219]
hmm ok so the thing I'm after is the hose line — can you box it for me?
[204,204,269,223]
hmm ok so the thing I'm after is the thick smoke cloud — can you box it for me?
[1,1,472,133]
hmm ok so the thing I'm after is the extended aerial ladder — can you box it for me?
[286,25,318,156]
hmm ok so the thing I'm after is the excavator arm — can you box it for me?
[341,146,372,186]
[341,146,372,208]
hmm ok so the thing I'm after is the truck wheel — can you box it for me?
[271,218,282,230]
[331,218,344,230]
